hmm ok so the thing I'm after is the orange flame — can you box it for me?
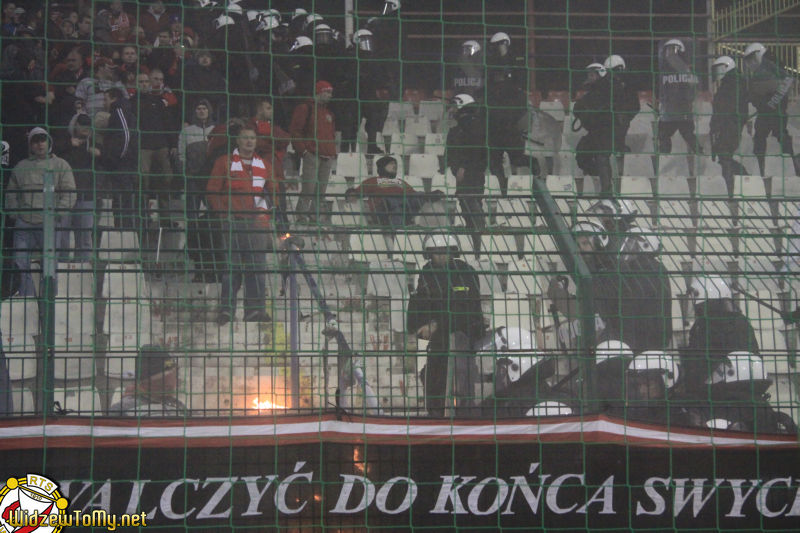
[251,397,287,410]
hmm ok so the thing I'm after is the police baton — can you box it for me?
[731,283,799,325]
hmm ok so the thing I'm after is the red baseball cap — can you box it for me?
[315,80,333,94]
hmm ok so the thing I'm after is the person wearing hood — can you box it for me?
[345,154,444,231]
[6,127,76,295]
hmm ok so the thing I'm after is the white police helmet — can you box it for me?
[213,14,236,30]
[462,40,482,57]
[423,233,459,254]
[664,38,685,53]
[628,351,680,389]
[289,35,313,52]
[487,326,539,383]
[452,93,475,109]
[595,340,634,364]
[586,62,607,78]
[573,220,610,250]
[526,401,573,417]
[743,42,766,66]
[490,31,511,45]
[382,0,400,15]
[712,56,736,80]
[603,54,626,71]
[689,276,732,306]
[706,352,768,385]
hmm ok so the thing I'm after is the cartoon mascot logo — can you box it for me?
[0,475,68,533]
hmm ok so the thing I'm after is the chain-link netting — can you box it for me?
[0,1,799,530]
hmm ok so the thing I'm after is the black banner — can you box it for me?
[1,418,799,530]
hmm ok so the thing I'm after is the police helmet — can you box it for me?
[586,62,607,78]
[526,401,573,417]
[452,93,475,109]
[689,276,732,306]
[712,56,736,80]
[423,233,459,256]
[482,326,539,384]
[664,38,685,53]
[382,0,400,15]
[572,220,610,251]
[743,42,766,66]
[213,14,236,30]
[462,40,482,57]
[595,340,634,364]
[628,351,680,390]
[603,54,626,71]
[353,29,374,52]
[706,352,769,385]
[289,35,313,52]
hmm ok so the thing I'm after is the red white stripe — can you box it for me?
[0,415,795,450]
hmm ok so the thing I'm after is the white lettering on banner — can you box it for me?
[196,477,236,519]
[53,469,800,521]
[576,476,616,515]
[240,476,278,517]
[274,462,311,514]
[787,481,800,516]
[673,479,723,517]
[726,480,760,518]
[83,479,112,511]
[431,476,476,514]
[636,477,670,516]
[502,463,550,515]
[331,475,376,513]
[160,479,199,519]
[375,477,417,515]
[467,478,509,516]
[546,474,585,514]
[756,477,792,517]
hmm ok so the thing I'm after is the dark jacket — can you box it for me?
[711,69,749,155]
[137,91,177,150]
[682,300,760,393]
[102,98,138,172]
[747,56,794,113]
[593,254,673,354]
[446,108,488,189]
[407,257,484,347]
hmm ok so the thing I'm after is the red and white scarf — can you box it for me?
[230,148,271,212]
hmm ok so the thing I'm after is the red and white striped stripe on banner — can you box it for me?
[0,415,796,450]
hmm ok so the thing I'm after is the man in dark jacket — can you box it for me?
[710,55,748,197]
[654,39,700,176]
[486,31,536,196]
[743,42,800,177]
[447,94,488,257]
[548,220,672,354]
[407,233,485,417]
[573,56,638,196]
[101,87,138,229]
[681,276,760,395]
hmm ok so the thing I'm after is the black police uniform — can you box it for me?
[747,55,799,176]
[407,257,484,416]
[486,48,536,195]
[446,106,489,255]
[682,300,760,394]
[711,67,749,193]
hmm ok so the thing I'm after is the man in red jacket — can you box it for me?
[345,155,444,230]
[249,97,291,232]
[290,80,336,224]
[206,124,277,325]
